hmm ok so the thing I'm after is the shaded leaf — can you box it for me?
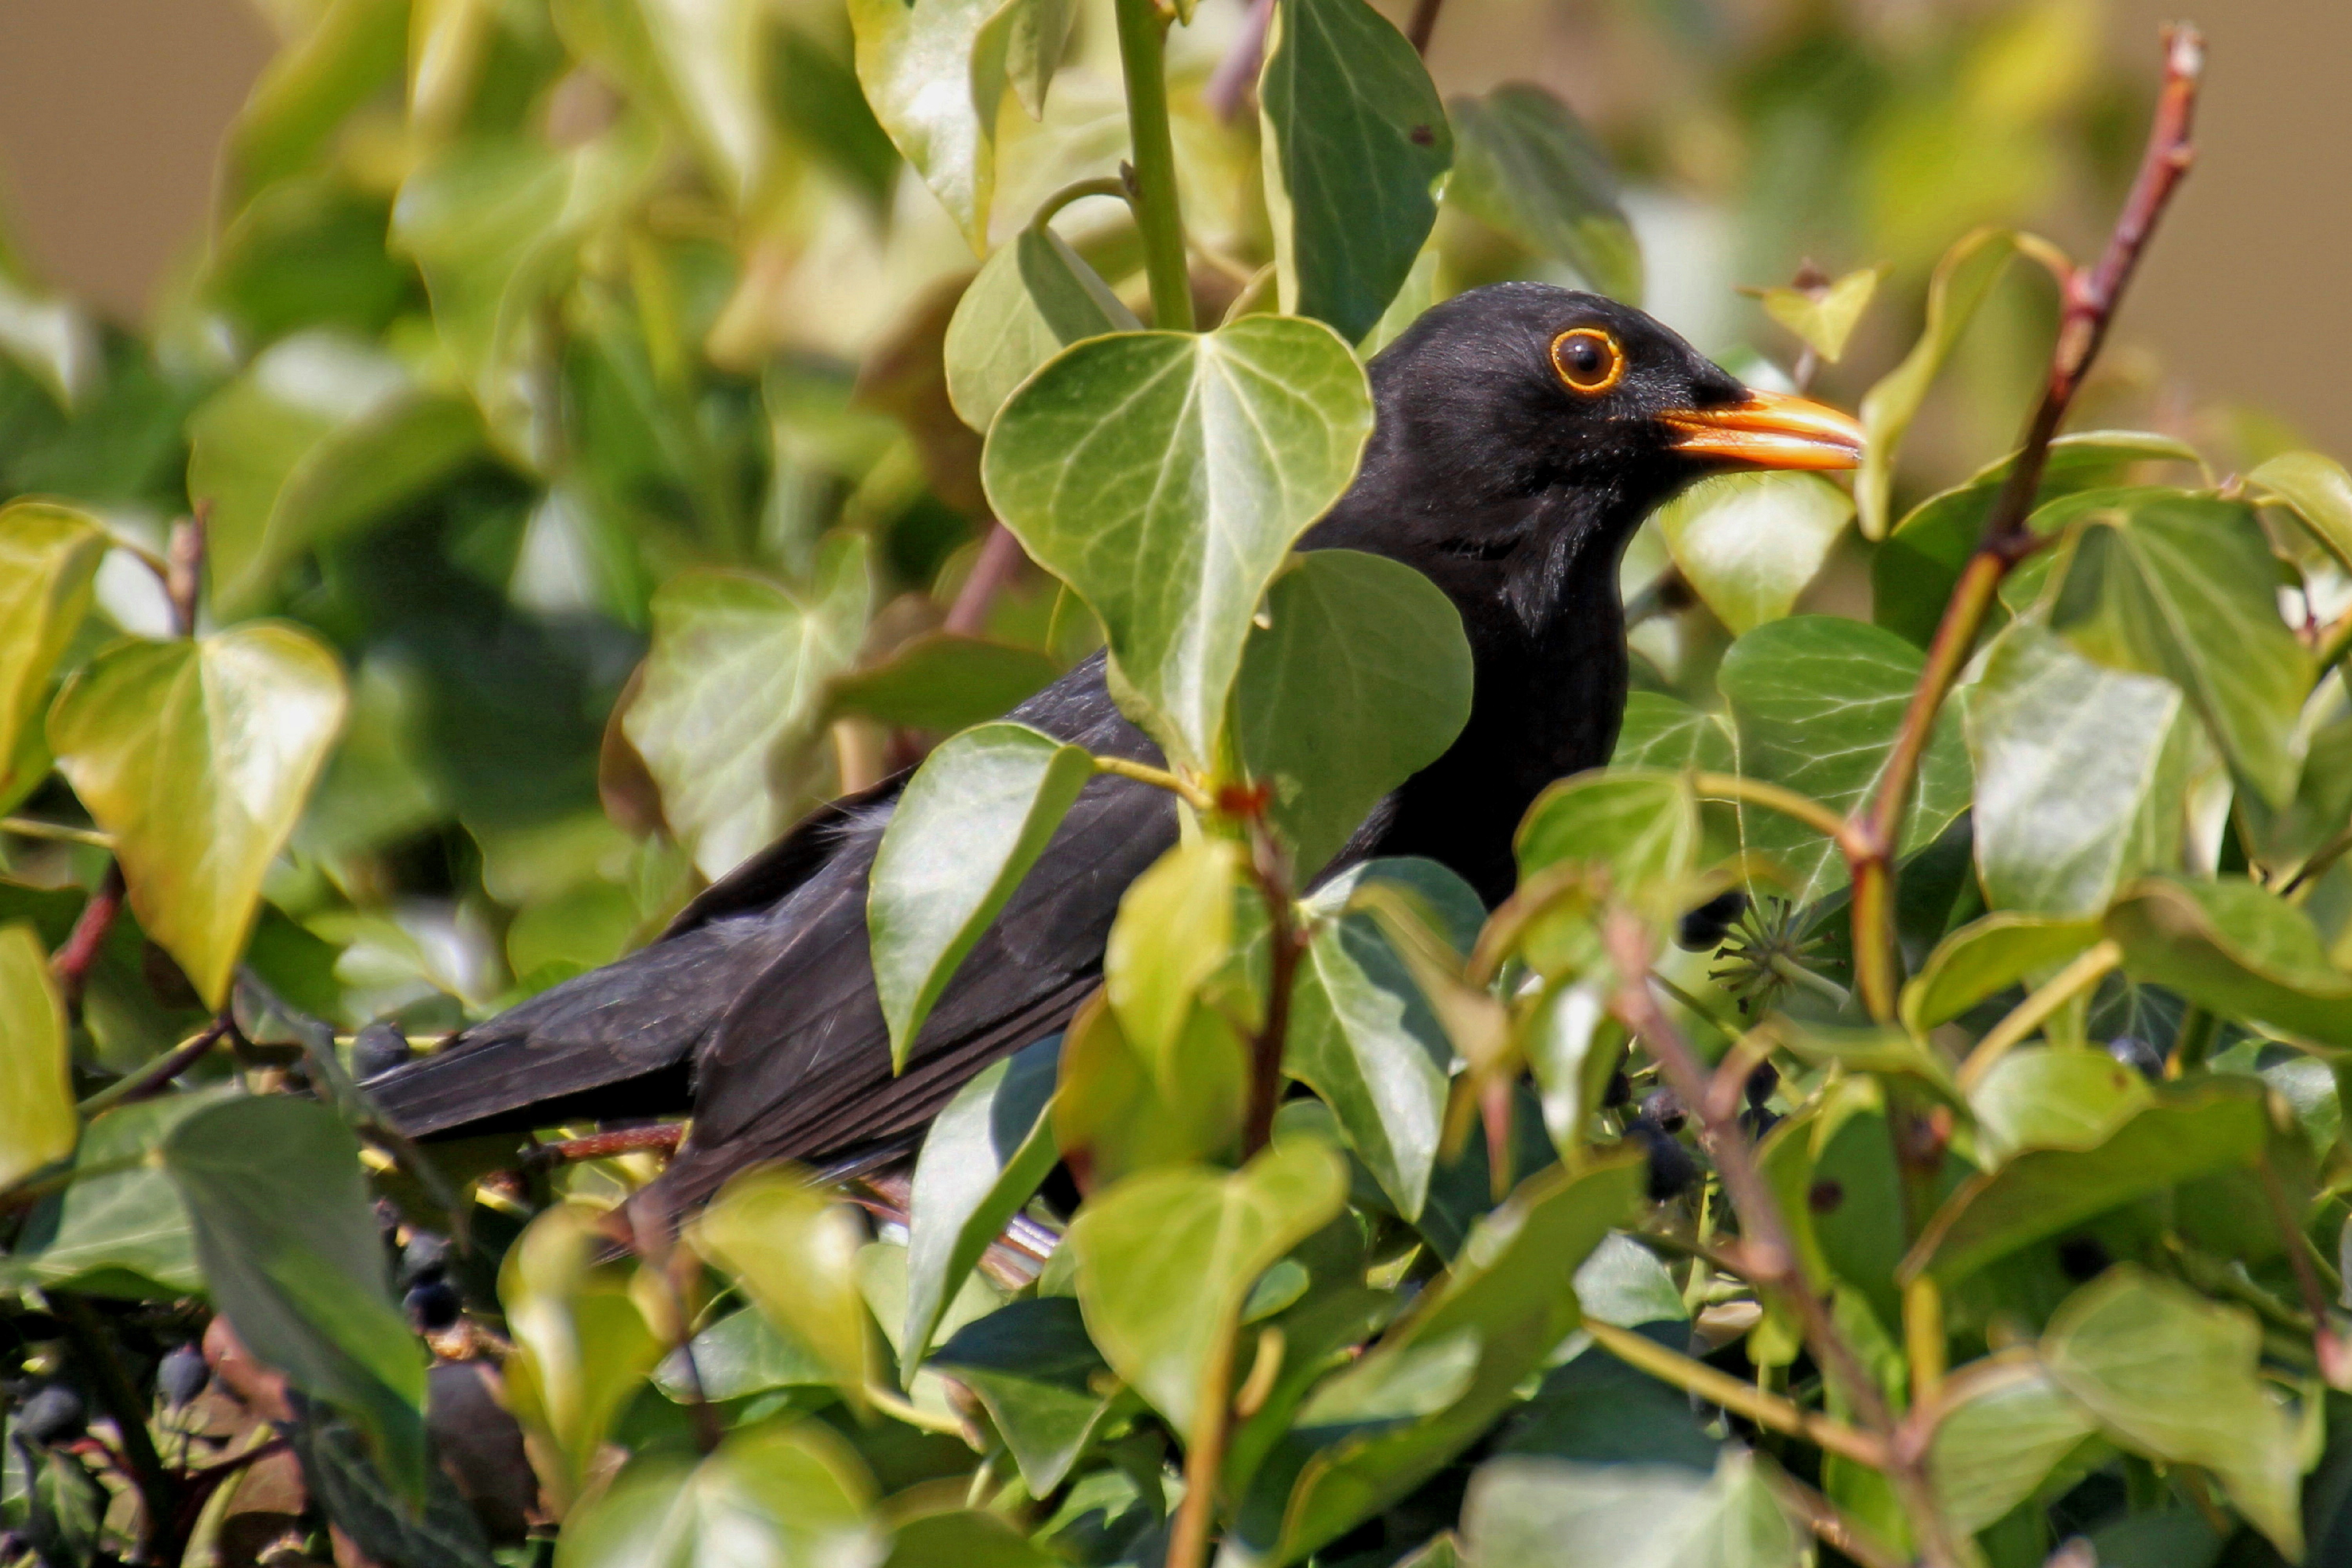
[0,923,75,1192]
[1969,1047,2152,1162]
[1900,910,2102,1034]
[929,1298,1114,1494]
[0,501,104,802]
[49,624,348,1006]
[1445,86,1640,302]
[2104,876,2352,1049]
[692,1167,877,1401]
[0,1086,238,1298]
[1462,1448,1798,1568]
[944,225,1140,434]
[981,316,1374,772]
[870,722,1094,1066]
[1652,472,1853,637]
[1926,1361,2097,1538]
[886,1510,1058,1568]
[285,1398,498,1568]
[1233,549,1472,877]
[1258,0,1452,341]
[827,634,1060,734]
[555,1423,883,1568]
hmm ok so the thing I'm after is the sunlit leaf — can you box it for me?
[1445,86,1640,303]
[555,1423,882,1568]
[692,1167,877,1403]
[849,0,1026,247]
[1258,0,1452,342]
[0,502,104,803]
[1926,1361,2097,1538]
[1900,910,2101,1034]
[2251,450,2352,573]
[623,537,871,880]
[1051,989,1246,1189]
[551,0,771,206]
[1233,549,1472,877]
[1103,837,1249,1086]
[886,1510,1058,1568]
[1754,268,1879,363]
[1652,472,1853,636]
[944,227,1141,434]
[982,317,1374,772]
[0,924,75,1192]
[2104,876,2352,1049]
[1463,1450,1799,1568]
[870,723,1094,1066]
[49,625,348,1007]
[1969,1047,2152,1162]
[162,1097,427,1498]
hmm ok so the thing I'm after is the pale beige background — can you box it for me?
[0,0,2344,451]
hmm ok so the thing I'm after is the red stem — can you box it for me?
[51,861,125,1017]
[945,522,1027,638]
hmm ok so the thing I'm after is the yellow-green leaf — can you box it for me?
[691,1167,878,1406]
[0,924,76,1192]
[1755,267,1880,363]
[0,502,105,807]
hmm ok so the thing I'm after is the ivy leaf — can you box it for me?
[902,1037,1062,1371]
[1965,624,2203,916]
[2251,449,2352,573]
[1051,990,1247,1189]
[0,924,76,1192]
[2043,1267,2310,1561]
[187,332,483,616]
[1103,839,1248,1082]
[48,625,348,1008]
[549,0,771,207]
[929,1298,1114,1494]
[622,537,872,881]
[869,723,1095,1068]
[691,1167,878,1404]
[1716,616,1970,906]
[1463,1450,1800,1568]
[1445,86,1641,303]
[1968,1048,2152,1162]
[887,1511,1060,1568]
[1900,910,2102,1035]
[1514,771,1701,976]
[825,634,1061,734]
[555,1424,880,1568]
[1233,550,1472,878]
[945,227,1141,433]
[1067,1138,1347,1438]
[0,502,104,804]
[0,1086,239,1299]
[1652,473,1853,637]
[982,317,1374,772]
[1754,267,1880,363]
[2104,877,2352,1049]
[1258,0,1452,343]
[162,1097,427,1500]
[1610,691,1735,773]
[225,0,410,201]
[849,0,1024,248]
[1927,1362,2098,1538]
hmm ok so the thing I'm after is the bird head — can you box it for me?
[1360,282,1863,529]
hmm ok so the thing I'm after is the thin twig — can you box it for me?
[945,523,1029,638]
[0,816,113,849]
[1954,939,2123,1091]
[1165,1328,1239,1568]
[1691,772,1849,844]
[166,505,208,638]
[523,1124,687,1170]
[1755,1463,1911,1568]
[2256,1154,2351,1389]
[1841,26,2204,1022]
[1405,0,1443,54]
[50,861,125,1019]
[1582,1321,1883,1468]
[77,1015,232,1117]
[1091,754,1215,810]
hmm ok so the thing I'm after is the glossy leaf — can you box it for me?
[1258,0,1452,342]
[1716,616,1971,905]
[1445,86,1640,302]
[870,723,1094,1066]
[0,924,75,1192]
[1233,549,1472,877]
[2252,450,2352,572]
[981,316,1375,772]
[1051,989,1247,1188]
[929,1298,1114,1494]
[186,331,481,615]
[1900,910,2102,1034]
[555,1423,882,1568]
[1969,1047,2153,1162]
[660,1307,834,1401]
[1463,1450,1799,1568]
[1653,472,1854,636]
[1288,859,1485,1219]
[1926,1362,2097,1538]
[1066,1138,1347,1436]
[849,0,1024,247]
[886,1511,1058,1568]
[693,1168,877,1402]
[622,538,872,880]
[1102,838,1247,1082]
[1903,1082,2271,1285]
[497,1202,666,1510]
[2043,1267,2309,1560]
[945,227,1140,433]
[1965,625,2201,915]
[0,501,104,802]
[162,1097,426,1497]
[1755,267,1879,363]
[902,1037,1061,1371]
[49,624,348,1007]
[2103,876,2352,1048]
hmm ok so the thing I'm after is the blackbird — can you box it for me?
[370,283,1861,1209]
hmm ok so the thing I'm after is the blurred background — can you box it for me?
[0,0,2343,1051]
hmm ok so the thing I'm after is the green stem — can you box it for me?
[1033,176,1136,232]
[1112,0,1194,330]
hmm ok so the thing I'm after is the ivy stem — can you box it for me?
[1092,753,1214,810]
[1582,1321,1883,1467]
[1840,26,2203,1023]
[1165,1328,1237,1568]
[1030,176,1138,234]
[0,816,113,850]
[1241,818,1304,1158]
[76,1014,233,1118]
[1112,0,1196,330]
[1690,771,1848,844]
[1754,1465,1912,1568]
[2257,1155,2352,1389]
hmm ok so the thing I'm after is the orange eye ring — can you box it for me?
[1551,327,1627,396]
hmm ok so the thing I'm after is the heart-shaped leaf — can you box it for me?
[945,227,1141,433]
[2251,449,2352,573]
[691,1167,877,1403]
[982,316,1374,772]
[2104,876,2352,1048]
[870,722,1095,1066]
[0,924,76,1192]
[49,624,348,1007]
[0,502,104,805]
[555,1423,880,1568]
[1926,1361,2097,1538]
[1652,472,1853,636]
[1258,0,1452,343]
[1445,86,1640,302]
[1463,1450,1799,1568]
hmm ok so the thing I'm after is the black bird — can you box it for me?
[370,284,1861,1209]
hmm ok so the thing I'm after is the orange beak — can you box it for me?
[1659,389,1865,471]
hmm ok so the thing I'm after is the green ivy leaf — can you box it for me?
[555,1423,880,1568]
[981,317,1375,772]
[1900,910,2101,1034]
[886,1510,1059,1568]
[622,538,872,881]
[226,0,409,201]
[869,722,1094,1067]
[550,0,772,207]
[0,924,75,1192]
[162,1097,427,1499]
[2251,450,2352,573]
[1968,1047,2153,1163]
[2104,877,2352,1049]
[1103,839,1250,1084]
[1258,0,1452,342]
[1716,616,1970,906]
[1234,550,1472,877]
[49,624,348,1008]
[1610,691,1734,773]
[692,1167,878,1404]
[902,1037,1061,1371]
[1463,1450,1799,1568]
[1754,267,1880,363]
[2043,1267,2311,1561]
[1926,1361,2098,1538]
[1965,625,2203,916]
[849,0,1024,247]
[1445,86,1641,303]
[1512,771,1700,975]
[1051,991,1247,1188]
[187,332,483,616]
[945,227,1142,434]
[0,1086,239,1299]
[929,1298,1114,1494]
[825,633,1060,734]
[0,502,103,805]
[1652,472,1853,637]
[1067,1138,1347,1437]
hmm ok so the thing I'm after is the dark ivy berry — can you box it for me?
[1631,1122,1700,1202]
[1675,890,1749,953]
[16,1384,85,1445]
[2105,1035,2163,1082]
[352,1020,413,1081]
[1639,1088,1685,1134]
[2056,1235,2112,1282]
[405,1277,462,1332]
[402,1231,451,1283]
[1745,1060,1780,1109]
[157,1344,209,1410]
[1601,1068,1632,1110]
[1740,1106,1781,1141]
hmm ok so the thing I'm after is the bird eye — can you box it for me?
[1551,327,1627,395]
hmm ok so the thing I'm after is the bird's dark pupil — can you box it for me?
[1568,341,1601,374]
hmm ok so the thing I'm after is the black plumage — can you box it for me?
[370,283,1861,1209]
